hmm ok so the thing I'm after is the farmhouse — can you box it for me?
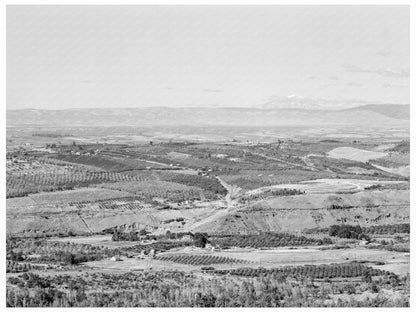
[180,234,192,241]
[168,151,191,159]
[26,254,42,260]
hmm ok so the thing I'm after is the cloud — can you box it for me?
[382,83,408,89]
[203,89,223,93]
[328,76,339,80]
[347,82,362,87]
[344,64,409,78]
[82,80,92,84]
[375,51,391,57]
[308,76,317,80]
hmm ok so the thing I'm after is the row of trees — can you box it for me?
[7,237,120,265]
[240,188,305,202]
[7,260,49,273]
[156,254,245,266]
[211,232,332,248]
[111,230,208,248]
[212,263,387,279]
[363,223,410,235]
[305,223,410,237]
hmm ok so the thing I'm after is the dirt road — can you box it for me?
[247,150,317,171]
[216,176,241,209]
[186,177,242,232]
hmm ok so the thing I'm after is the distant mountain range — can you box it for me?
[6,104,409,128]
[342,104,409,120]
[261,95,370,110]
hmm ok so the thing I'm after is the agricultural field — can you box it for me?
[6,161,144,198]
[212,262,388,279]
[218,169,401,192]
[51,153,167,171]
[94,181,207,203]
[156,254,247,266]
[6,131,410,307]
[210,232,330,248]
[8,188,133,207]
[327,147,387,163]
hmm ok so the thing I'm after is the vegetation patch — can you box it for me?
[7,270,409,307]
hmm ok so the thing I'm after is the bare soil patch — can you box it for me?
[327,147,387,162]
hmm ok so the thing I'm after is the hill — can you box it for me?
[6,105,409,128]
[190,190,410,234]
[342,104,409,120]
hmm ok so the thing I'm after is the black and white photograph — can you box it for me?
[4,2,413,308]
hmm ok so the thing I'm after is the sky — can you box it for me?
[7,5,409,110]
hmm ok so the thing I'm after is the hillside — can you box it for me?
[342,104,409,120]
[190,190,410,234]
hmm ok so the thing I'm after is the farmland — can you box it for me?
[327,147,387,163]
[5,3,411,306]
[5,129,410,307]
[156,254,247,266]
[210,232,330,248]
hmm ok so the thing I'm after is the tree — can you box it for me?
[64,253,76,265]
[128,231,138,241]
[165,231,175,239]
[193,233,209,248]
[370,282,379,293]
[362,270,372,284]
[195,293,216,307]
[112,230,120,241]
[329,225,340,237]
[342,284,356,295]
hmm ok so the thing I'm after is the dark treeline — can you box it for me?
[7,238,120,266]
[329,225,369,240]
[305,224,410,238]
